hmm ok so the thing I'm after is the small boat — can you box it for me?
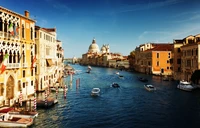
[115,72,119,75]
[144,84,156,91]
[50,86,68,92]
[86,65,92,73]
[111,83,120,88]
[0,107,38,119]
[0,113,34,127]
[91,88,100,96]
[138,77,148,82]
[177,81,194,91]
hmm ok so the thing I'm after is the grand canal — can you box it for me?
[32,64,200,128]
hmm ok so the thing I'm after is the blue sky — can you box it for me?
[1,0,200,58]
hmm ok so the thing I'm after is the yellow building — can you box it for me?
[134,43,173,75]
[0,6,36,106]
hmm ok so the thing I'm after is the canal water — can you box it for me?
[32,64,200,128]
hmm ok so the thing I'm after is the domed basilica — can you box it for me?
[88,38,110,54]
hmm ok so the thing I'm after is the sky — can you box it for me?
[1,0,200,58]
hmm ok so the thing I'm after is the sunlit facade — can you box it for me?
[0,6,36,106]
[35,26,63,91]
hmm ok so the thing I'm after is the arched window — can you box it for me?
[4,20,7,32]
[35,44,37,54]
[0,18,3,31]
[30,27,33,40]
[22,24,24,38]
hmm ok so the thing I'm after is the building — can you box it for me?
[35,26,63,92]
[0,7,36,106]
[134,43,173,75]
[81,38,128,68]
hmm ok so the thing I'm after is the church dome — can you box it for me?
[101,46,106,52]
[88,39,100,53]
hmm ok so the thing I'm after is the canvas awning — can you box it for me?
[46,59,53,66]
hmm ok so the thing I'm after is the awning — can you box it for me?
[46,59,53,67]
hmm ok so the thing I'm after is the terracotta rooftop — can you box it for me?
[145,44,173,52]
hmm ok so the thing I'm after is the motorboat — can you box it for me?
[86,66,92,73]
[177,81,194,91]
[0,107,38,119]
[0,113,34,127]
[50,86,68,92]
[111,83,120,88]
[144,84,156,91]
[138,77,148,82]
[115,72,119,75]
[91,88,100,96]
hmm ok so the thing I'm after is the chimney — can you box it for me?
[24,10,29,18]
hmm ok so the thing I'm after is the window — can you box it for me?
[22,24,25,38]
[157,53,159,58]
[178,67,181,72]
[0,18,3,31]
[31,27,33,40]
[177,59,181,64]
[178,48,181,53]
[157,61,159,66]
[31,81,33,86]
[35,32,37,38]
[23,70,25,77]
[40,32,42,38]
[31,69,33,76]
[23,82,26,88]
[0,83,3,96]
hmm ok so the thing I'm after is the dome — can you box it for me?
[101,46,106,51]
[88,39,100,53]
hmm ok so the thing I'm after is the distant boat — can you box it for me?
[144,84,156,91]
[91,88,100,96]
[86,65,92,73]
[138,77,148,82]
[111,83,120,88]
[115,72,119,75]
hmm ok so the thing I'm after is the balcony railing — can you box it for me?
[0,31,19,40]
[6,63,20,69]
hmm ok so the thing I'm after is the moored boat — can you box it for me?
[144,84,156,91]
[177,81,194,91]
[0,113,34,127]
[0,107,38,119]
[50,86,68,92]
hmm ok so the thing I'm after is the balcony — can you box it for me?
[0,31,19,40]
[6,63,20,69]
